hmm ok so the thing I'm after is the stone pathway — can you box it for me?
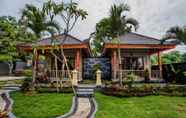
[59,84,97,118]
[0,82,21,118]
[69,97,91,118]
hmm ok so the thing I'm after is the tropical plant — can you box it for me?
[151,51,183,65]
[93,3,139,85]
[21,4,61,38]
[93,4,139,55]
[170,64,181,83]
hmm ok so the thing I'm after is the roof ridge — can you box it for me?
[36,34,83,44]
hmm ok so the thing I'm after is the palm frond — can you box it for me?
[125,18,139,31]
[45,20,61,33]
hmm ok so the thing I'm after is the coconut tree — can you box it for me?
[163,26,186,45]
[94,3,139,85]
[21,4,61,39]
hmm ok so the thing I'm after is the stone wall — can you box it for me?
[83,58,111,80]
[0,62,9,75]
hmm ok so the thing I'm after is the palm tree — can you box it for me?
[95,3,139,85]
[164,26,186,45]
[21,4,60,39]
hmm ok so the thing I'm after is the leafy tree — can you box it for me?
[0,16,35,74]
[151,51,183,65]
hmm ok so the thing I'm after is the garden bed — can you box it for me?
[102,83,186,97]
[10,92,73,118]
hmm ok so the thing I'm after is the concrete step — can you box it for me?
[77,84,96,89]
[76,88,94,92]
[1,84,21,87]
[76,91,94,97]
[75,84,96,97]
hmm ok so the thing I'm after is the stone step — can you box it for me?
[76,91,94,97]
[75,84,96,97]
[76,88,94,92]
[2,87,20,91]
[77,84,96,89]
[1,84,21,87]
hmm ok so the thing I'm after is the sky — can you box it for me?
[0,0,186,52]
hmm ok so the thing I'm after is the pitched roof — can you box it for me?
[35,34,83,46]
[104,32,174,45]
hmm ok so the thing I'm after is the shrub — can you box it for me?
[21,77,33,93]
[123,73,135,88]
[23,69,32,77]
[144,68,150,83]
[102,84,186,97]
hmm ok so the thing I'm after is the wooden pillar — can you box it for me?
[75,49,80,70]
[75,49,81,81]
[112,49,117,80]
[157,51,162,79]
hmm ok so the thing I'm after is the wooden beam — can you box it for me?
[18,44,88,51]
[105,44,176,49]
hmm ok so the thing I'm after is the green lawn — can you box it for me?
[10,92,73,118]
[95,93,186,118]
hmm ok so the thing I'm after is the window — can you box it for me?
[121,56,144,70]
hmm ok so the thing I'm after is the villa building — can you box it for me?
[17,33,176,81]
[102,32,176,80]
[17,34,91,81]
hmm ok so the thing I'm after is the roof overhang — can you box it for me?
[17,43,92,57]
[102,43,176,55]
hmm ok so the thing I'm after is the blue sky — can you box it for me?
[0,0,186,52]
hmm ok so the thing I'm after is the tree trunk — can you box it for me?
[117,35,123,86]
[55,56,59,92]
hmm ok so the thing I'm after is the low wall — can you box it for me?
[0,62,9,75]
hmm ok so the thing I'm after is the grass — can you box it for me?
[95,93,186,118]
[10,92,73,118]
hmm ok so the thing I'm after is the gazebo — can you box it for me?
[102,32,176,80]
[17,34,91,82]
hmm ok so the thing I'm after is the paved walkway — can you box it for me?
[69,97,91,118]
